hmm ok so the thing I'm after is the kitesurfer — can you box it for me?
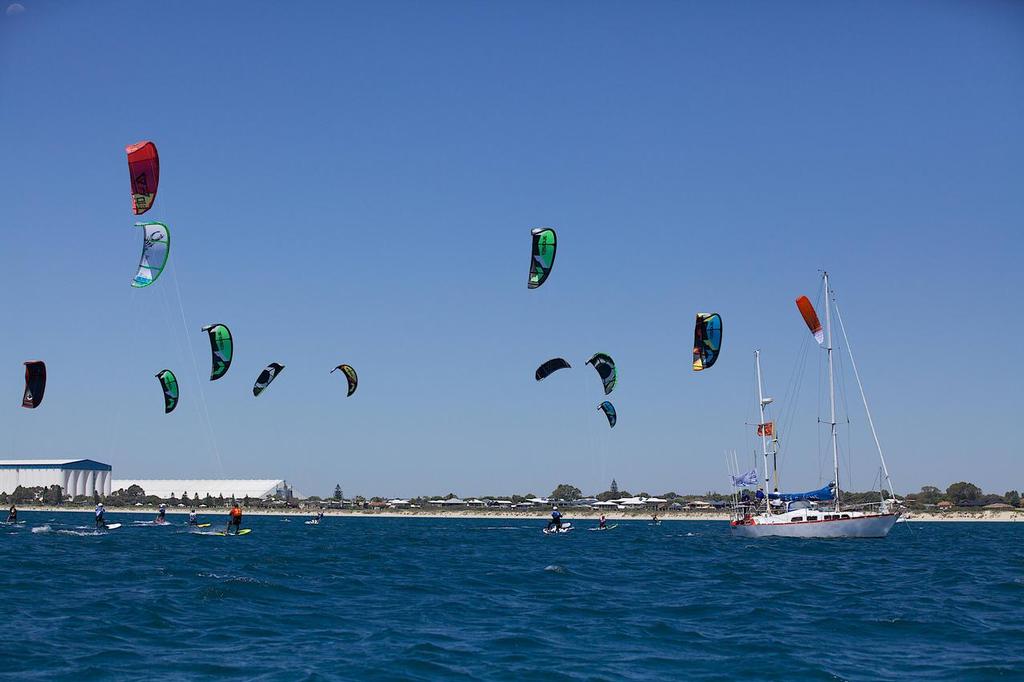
[6,504,17,523]
[188,508,198,526]
[226,503,243,535]
[316,510,324,523]
[599,514,607,530]
[546,506,563,532]
[156,503,167,524]
[95,502,106,529]
[651,513,659,525]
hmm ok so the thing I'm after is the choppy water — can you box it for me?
[1,512,1022,680]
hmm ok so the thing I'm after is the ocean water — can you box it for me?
[1,513,1022,681]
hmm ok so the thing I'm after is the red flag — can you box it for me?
[757,422,774,437]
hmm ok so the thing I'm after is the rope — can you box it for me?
[170,261,225,475]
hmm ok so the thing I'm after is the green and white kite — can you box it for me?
[131,222,169,288]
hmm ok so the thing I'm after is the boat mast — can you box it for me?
[755,351,771,498]
[823,272,841,511]
[834,301,897,501]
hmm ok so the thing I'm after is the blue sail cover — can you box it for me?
[768,483,835,502]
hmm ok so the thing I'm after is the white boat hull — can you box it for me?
[731,513,899,539]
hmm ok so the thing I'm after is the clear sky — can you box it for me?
[1,1,1021,498]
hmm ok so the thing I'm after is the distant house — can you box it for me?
[686,500,712,510]
[465,499,487,507]
[608,496,667,511]
[430,498,466,508]
[593,500,620,510]
[983,503,1014,510]
[936,500,954,510]
[387,499,411,509]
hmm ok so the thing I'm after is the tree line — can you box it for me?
[2,479,1020,510]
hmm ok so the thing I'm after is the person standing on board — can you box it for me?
[226,503,243,535]
[547,506,563,532]
[6,504,17,523]
[188,508,198,526]
[599,514,607,530]
[95,502,107,529]
[156,503,167,524]
[316,510,324,523]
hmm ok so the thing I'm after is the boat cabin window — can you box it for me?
[841,514,850,519]
[806,516,818,521]
[792,517,804,522]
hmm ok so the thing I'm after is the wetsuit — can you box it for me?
[6,507,16,523]
[317,512,324,522]
[547,510,562,531]
[188,511,197,526]
[599,515,606,529]
[157,508,167,523]
[227,507,243,534]
[95,505,106,529]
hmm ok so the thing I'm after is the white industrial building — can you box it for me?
[111,479,293,500]
[0,459,112,497]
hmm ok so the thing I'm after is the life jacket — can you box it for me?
[230,507,242,519]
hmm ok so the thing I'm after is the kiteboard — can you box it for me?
[588,524,618,531]
[215,528,252,537]
[104,523,123,530]
[304,520,320,525]
[543,523,573,535]
[195,523,211,528]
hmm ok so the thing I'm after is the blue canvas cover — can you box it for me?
[768,483,835,502]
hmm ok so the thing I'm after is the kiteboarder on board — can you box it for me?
[546,506,563,532]
[188,508,198,526]
[156,503,167,524]
[95,502,107,529]
[226,503,243,535]
[599,514,607,530]
[6,505,17,523]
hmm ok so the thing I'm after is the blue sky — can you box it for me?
[1,1,1021,498]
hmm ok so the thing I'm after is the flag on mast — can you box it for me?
[731,470,758,488]
[757,422,774,437]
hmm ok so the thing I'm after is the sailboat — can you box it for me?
[730,272,901,539]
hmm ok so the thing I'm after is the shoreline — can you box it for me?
[11,506,1024,522]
